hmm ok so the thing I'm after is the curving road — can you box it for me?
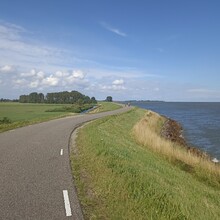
[0,106,131,220]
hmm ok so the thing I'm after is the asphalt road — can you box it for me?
[0,106,131,220]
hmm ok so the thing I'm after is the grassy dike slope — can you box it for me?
[89,101,122,113]
[71,107,220,220]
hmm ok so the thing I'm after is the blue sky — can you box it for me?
[0,0,220,101]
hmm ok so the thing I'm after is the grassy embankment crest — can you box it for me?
[71,108,220,219]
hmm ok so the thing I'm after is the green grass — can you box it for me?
[45,103,96,113]
[89,101,122,113]
[0,102,73,132]
[71,108,220,220]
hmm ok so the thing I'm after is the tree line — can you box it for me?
[0,98,18,102]
[19,91,97,104]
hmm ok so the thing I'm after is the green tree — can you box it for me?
[19,91,97,105]
[19,95,29,103]
[106,96,113,102]
[28,92,38,103]
[38,93,45,103]
[91,97,97,103]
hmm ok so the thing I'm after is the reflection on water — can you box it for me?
[131,102,220,159]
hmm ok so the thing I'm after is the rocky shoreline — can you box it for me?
[161,118,211,160]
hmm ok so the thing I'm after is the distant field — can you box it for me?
[89,101,122,113]
[0,102,73,132]
[0,101,122,132]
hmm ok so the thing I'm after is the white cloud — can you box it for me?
[13,79,28,86]
[100,85,125,91]
[0,65,14,73]
[65,70,85,84]
[10,68,89,91]
[42,75,59,86]
[112,79,124,85]
[54,71,67,77]
[36,71,45,79]
[99,78,126,91]
[100,22,127,37]
[29,80,39,88]
[20,69,45,83]
[0,21,76,72]
[20,69,37,77]
[0,21,25,40]
[87,68,162,81]
[71,70,85,79]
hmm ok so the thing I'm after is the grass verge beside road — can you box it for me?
[89,101,122,113]
[71,107,220,219]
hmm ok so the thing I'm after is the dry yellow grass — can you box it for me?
[133,110,220,184]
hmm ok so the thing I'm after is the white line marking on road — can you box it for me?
[63,190,72,217]
[60,149,63,156]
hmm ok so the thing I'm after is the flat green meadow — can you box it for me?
[0,102,72,132]
[71,108,220,220]
[0,101,121,132]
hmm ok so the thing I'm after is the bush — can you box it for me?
[45,104,95,113]
[0,117,12,124]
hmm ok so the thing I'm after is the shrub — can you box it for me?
[0,117,12,124]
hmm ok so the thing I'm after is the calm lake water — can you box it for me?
[131,102,220,160]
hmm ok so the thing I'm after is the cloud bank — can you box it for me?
[1,21,219,101]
